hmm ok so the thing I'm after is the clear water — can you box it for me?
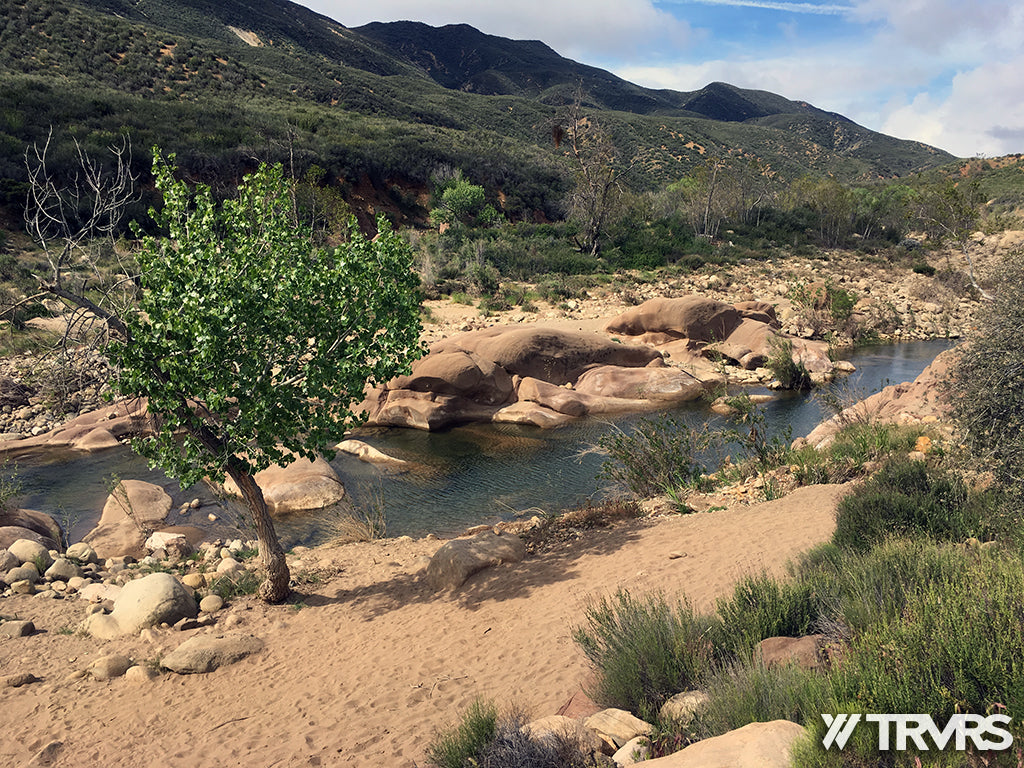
[13,340,952,548]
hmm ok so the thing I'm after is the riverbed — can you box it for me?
[13,339,952,547]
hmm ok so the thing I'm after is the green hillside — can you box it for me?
[0,0,955,225]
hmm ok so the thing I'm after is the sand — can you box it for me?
[0,483,847,768]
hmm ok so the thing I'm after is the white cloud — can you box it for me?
[300,0,693,60]
[297,0,1024,157]
[882,57,1024,157]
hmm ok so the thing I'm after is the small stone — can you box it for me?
[10,579,34,595]
[0,619,35,638]
[5,563,40,585]
[65,542,99,564]
[45,558,83,582]
[4,672,40,687]
[181,573,205,590]
[216,558,241,575]
[199,594,224,613]
[124,665,160,683]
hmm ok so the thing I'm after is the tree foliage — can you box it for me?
[116,151,422,486]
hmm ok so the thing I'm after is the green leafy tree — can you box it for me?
[112,152,422,601]
[914,177,988,297]
[28,142,423,603]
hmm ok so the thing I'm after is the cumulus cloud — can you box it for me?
[301,0,693,60]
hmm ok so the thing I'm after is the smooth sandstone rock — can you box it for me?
[637,720,806,767]
[160,632,264,674]
[65,542,99,564]
[84,480,173,560]
[584,708,654,749]
[88,654,133,681]
[7,538,52,570]
[426,531,526,591]
[83,572,197,639]
[221,453,345,514]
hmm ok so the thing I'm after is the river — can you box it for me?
[13,339,952,548]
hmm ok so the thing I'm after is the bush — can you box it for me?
[573,590,716,721]
[695,659,833,739]
[598,414,720,498]
[713,575,821,659]
[949,252,1024,512]
[831,552,1024,732]
[766,337,812,391]
[427,703,597,768]
[832,460,981,552]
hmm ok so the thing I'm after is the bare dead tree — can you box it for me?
[23,129,141,345]
[555,91,639,257]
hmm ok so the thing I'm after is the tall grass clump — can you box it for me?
[427,703,598,768]
[695,659,835,738]
[766,336,812,391]
[426,699,498,768]
[573,590,716,722]
[712,575,821,659]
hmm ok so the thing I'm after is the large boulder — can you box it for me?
[6,537,53,570]
[220,453,346,514]
[574,364,705,403]
[425,531,526,591]
[0,509,63,550]
[639,720,807,767]
[84,480,172,560]
[83,572,197,639]
[448,326,660,384]
[605,296,742,342]
[390,350,514,405]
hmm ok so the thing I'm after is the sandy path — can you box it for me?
[0,483,846,768]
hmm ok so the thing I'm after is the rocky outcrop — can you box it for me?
[0,399,152,456]
[605,295,834,377]
[363,325,709,430]
[804,347,956,449]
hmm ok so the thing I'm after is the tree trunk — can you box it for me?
[225,464,290,603]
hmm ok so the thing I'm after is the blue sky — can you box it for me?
[297,0,1024,158]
